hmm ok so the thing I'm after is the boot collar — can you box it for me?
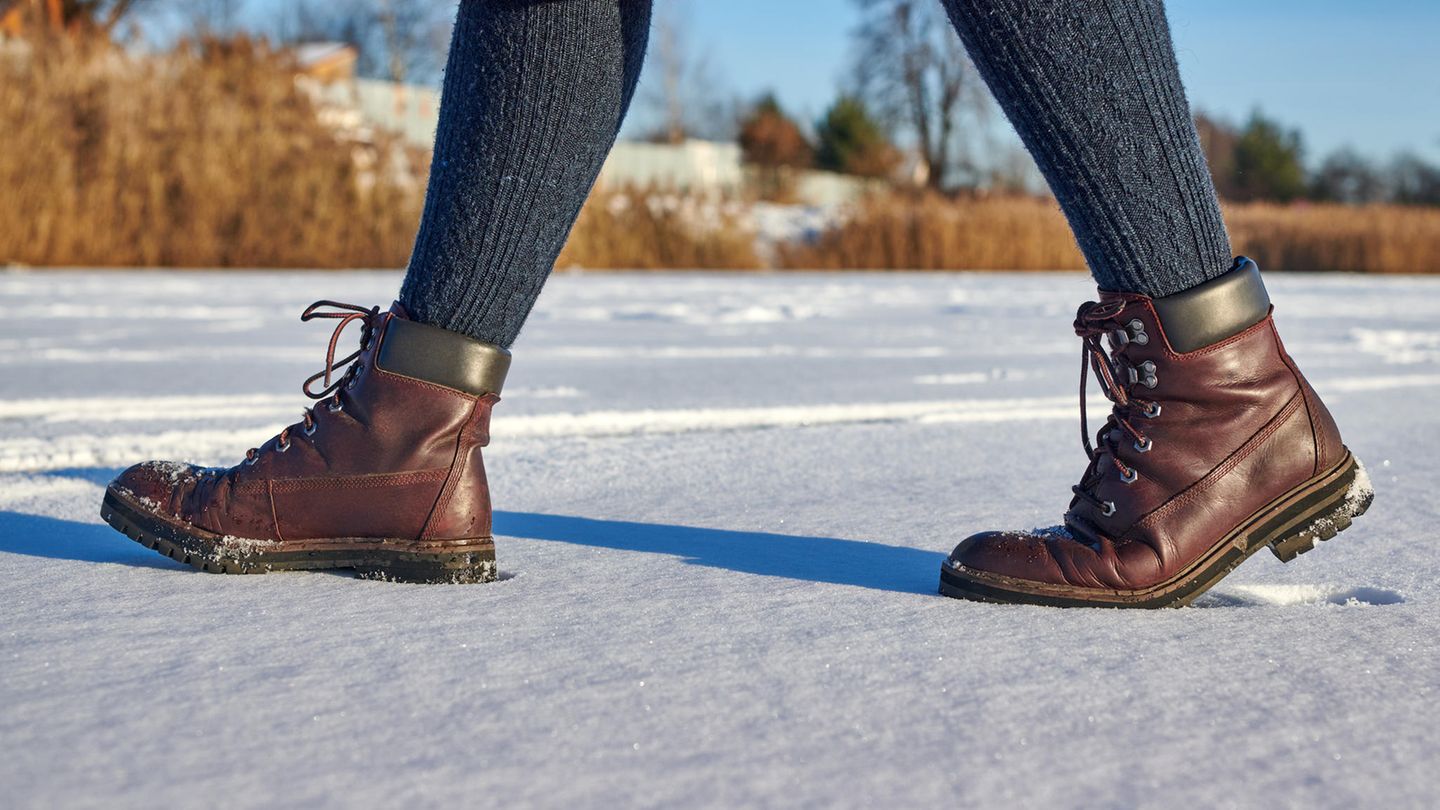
[374,303,512,396]
[1148,257,1269,353]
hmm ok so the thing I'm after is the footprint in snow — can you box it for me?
[1193,584,1404,608]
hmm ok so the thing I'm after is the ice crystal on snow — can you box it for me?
[209,534,280,560]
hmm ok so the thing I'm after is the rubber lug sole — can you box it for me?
[101,488,497,584]
[939,450,1373,609]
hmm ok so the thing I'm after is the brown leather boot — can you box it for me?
[940,258,1374,608]
[101,301,511,583]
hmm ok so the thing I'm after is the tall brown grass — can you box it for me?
[0,36,423,268]
[4,39,1440,273]
[0,37,757,271]
[775,193,1085,270]
[1226,202,1440,273]
[558,189,761,270]
[779,192,1440,273]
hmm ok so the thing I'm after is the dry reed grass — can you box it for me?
[775,192,1084,270]
[1226,202,1440,273]
[4,40,1439,274]
[0,36,422,268]
[558,188,761,270]
[779,192,1440,273]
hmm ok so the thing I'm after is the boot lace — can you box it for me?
[242,300,381,465]
[1065,299,1162,540]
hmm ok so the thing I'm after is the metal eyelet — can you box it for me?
[244,455,258,466]
[1120,467,1138,484]
[327,399,343,413]
[1142,402,1162,419]
[1138,361,1158,387]
[1134,437,1153,453]
[303,421,317,437]
[1101,501,1116,517]
[277,439,291,453]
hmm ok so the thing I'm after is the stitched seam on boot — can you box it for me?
[267,479,285,543]
[1149,303,1275,361]
[370,319,487,399]
[372,360,481,399]
[421,398,479,541]
[238,469,450,494]
[1132,391,1304,533]
[1271,325,1322,476]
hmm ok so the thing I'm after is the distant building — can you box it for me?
[294,42,358,84]
[598,140,745,195]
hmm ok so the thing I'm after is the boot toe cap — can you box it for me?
[110,460,206,516]
[947,529,1072,585]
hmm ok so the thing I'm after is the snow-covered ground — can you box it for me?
[2,270,1437,808]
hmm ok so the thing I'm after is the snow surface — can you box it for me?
[2,269,1437,808]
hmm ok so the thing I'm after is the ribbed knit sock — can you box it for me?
[942,0,1232,296]
[398,0,651,347]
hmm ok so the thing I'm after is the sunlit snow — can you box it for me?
[2,270,1435,807]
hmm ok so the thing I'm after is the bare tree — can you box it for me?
[1310,147,1387,204]
[184,0,244,37]
[639,1,734,144]
[648,4,687,145]
[372,0,447,84]
[850,0,984,189]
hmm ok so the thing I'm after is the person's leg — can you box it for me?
[400,0,652,347]
[935,1,1372,607]
[940,0,1230,296]
[102,0,653,582]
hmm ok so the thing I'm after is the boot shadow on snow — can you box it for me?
[494,511,946,595]
[0,510,187,571]
[0,504,945,593]
[1,508,1401,604]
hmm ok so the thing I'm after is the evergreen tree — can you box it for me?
[1233,111,1307,202]
[814,94,898,179]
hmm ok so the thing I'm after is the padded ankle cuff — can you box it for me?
[1151,257,1270,353]
[377,310,511,396]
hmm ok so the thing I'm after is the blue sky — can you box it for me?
[630,0,1440,165]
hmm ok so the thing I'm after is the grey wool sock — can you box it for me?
[941,0,1234,296]
[398,0,651,348]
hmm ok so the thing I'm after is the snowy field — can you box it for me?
[2,269,1438,808]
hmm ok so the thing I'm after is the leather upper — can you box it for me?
[112,305,500,543]
[949,291,1344,591]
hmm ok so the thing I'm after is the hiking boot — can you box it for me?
[101,301,511,583]
[939,258,1373,608]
